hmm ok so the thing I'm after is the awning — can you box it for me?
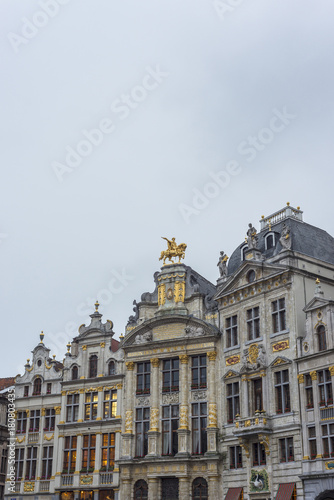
[225,487,243,500]
[275,483,296,500]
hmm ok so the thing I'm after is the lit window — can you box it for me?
[63,436,77,474]
[103,390,117,419]
[82,434,96,472]
[85,392,98,421]
[101,433,115,471]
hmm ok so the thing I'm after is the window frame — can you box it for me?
[135,407,150,458]
[322,422,334,458]
[252,442,266,466]
[279,437,294,463]
[274,369,291,414]
[33,377,42,396]
[225,315,238,348]
[81,434,96,472]
[318,369,333,406]
[305,374,314,409]
[227,382,240,423]
[89,355,98,378]
[44,408,55,431]
[66,394,79,423]
[136,362,151,395]
[317,325,327,352]
[25,446,38,480]
[63,435,77,474]
[15,448,24,480]
[84,392,98,421]
[101,433,115,472]
[16,411,27,434]
[191,355,207,390]
[308,426,317,460]
[229,445,243,469]
[161,404,179,456]
[272,297,286,333]
[247,306,260,340]
[29,410,40,433]
[191,402,207,455]
[162,358,179,393]
[103,389,117,419]
[42,445,53,480]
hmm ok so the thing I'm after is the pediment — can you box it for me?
[303,296,333,313]
[223,369,239,380]
[215,261,288,300]
[270,356,292,367]
[122,315,219,348]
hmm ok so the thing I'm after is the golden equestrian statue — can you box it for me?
[159,237,187,265]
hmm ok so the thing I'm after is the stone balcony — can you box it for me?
[232,412,272,437]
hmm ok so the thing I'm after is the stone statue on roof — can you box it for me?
[247,223,258,249]
[217,251,228,278]
[279,223,291,250]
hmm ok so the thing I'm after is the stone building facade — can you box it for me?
[5,203,334,500]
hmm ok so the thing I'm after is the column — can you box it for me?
[310,370,322,458]
[177,355,190,456]
[148,477,159,500]
[207,351,218,454]
[179,477,190,499]
[241,375,249,417]
[147,358,160,457]
[122,362,135,458]
[116,383,123,418]
[55,434,64,489]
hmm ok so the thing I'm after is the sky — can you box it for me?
[1,0,334,377]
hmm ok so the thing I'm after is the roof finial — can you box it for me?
[286,201,290,206]
[316,278,320,284]
[94,300,100,312]
[66,342,71,353]
[40,331,44,343]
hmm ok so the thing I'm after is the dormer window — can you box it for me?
[317,325,327,351]
[89,355,98,378]
[108,360,116,376]
[265,233,275,250]
[33,378,41,396]
[241,245,248,261]
[71,366,78,380]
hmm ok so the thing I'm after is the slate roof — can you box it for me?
[228,217,334,275]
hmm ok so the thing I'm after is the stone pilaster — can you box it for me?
[96,386,104,421]
[179,477,190,499]
[76,434,83,472]
[77,389,85,422]
[310,370,322,456]
[59,391,67,423]
[241,375,249,417]
[147,358,160,457]
[120,478,131,499]
[148,477,159,500]
[207,351,218,454]
[208,476,219,499]
[122,362,135,458]
[94,433,102,472]
[177,355,190,456]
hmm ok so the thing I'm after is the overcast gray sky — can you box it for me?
[1,0,334,377]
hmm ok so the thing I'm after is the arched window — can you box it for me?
[317,325,327,351]
[108,360,116,376]
[89,355,98,378]
[72,366,78,380]
[265,233,275,250]
[33,377,41,395]
[134,480,148,500]
[192,478,208,500]
[241,245,248,261]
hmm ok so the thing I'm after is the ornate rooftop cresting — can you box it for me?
[259,203,303,231]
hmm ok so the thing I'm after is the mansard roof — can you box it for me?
[227,206,334,275]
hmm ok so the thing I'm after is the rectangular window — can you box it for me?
[103,390,117,419]
[227,382,240,423]
[229,445,242,469]
[322,423,334,458]
[162,405,179,456]
[85,392,98,421]
[279,437,294,462]
[24,386,29,397]
[15,448,24,480]
[318,369,333,406]
[16,411,27,433]
[162,358,179,393]
[308,426,317,459]
[1,448,7,474]
[101,433,115,471]
[226,315,238,348]
[247,307,260,340]
[253,442,266,466]
[275,370,290,414]
[63,436,77,474]
[82,434,96,472]
[25,446,37,480]
[135,407,150,458]
[305,374,314,409]
[253,378,263,413]
[46,382,52,394]
[191,355,207,390]
[272,298,286,333]
[42,446,53,479]
[191,402,207,455]
[136,362,151,395]
[44,408,55,431]
[29,410,40,432]
[66,394,79,422]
